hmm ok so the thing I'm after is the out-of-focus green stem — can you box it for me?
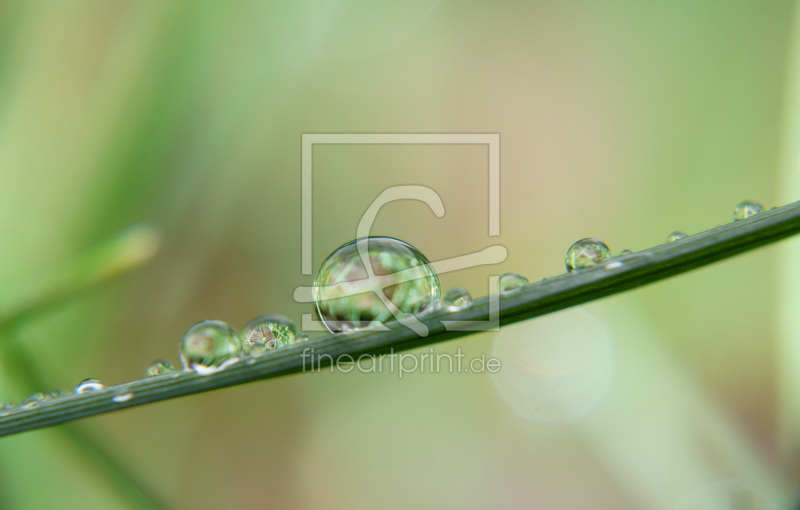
[0,223,160,334]
[1,200,799,438]
[0,339,163,510]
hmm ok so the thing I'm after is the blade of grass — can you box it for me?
[1,200,799,437]
[0,223,160,334]
[0,339,164,510]
[0,224,163,507]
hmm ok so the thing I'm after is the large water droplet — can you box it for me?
[442,287,472,310]
[733,200,764,221]
[180,320,244,372]
[145,360,177,377]
[565,238,612,272]
[241,314,299,353]
[499,273,529,292]
[312,237,440,333]
[666,231,688,242]
[75,378,105,393]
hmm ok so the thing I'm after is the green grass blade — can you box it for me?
[1,200,799,437]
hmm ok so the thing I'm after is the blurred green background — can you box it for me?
[0,1,797,508]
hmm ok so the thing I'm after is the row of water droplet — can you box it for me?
[0,200,766,413]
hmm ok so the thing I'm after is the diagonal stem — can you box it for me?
[1,200,799,438]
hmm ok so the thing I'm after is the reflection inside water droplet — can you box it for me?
[499,273,528,292]
[733,200,764,221]
[145,360,176,377]
[240,314,299,353]
[490,308,614,423]
[565,238,612,272]
[75,378,105,394]
[312,237,440,333]
[179,320,244,372]
[442,287,472,310]
[666,231,688,242]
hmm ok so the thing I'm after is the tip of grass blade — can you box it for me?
[0,223,162,333]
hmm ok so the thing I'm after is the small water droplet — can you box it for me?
[565,238,612,272]
[312,237,440,333]
[667,231,688,242]
[1,400,17,412]
[75,378,105,394]
[297,334,310,342]
[604,261,624,270]
[619,249,634,256]
[145,360,177,377]
[112,393,134,403]
[442,287,472,310]
[45,389,69,400]
[20,392,47,408]
[499,273,529,292]
[733,200,764,221]
[180,320,244,372]
[241,314,299,353]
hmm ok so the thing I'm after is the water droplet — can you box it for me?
[1,400,17,412]
[180,320,244,373]
[145,360,177,377]
[499,273,529,292]
[312,237,440,333]
[112,393,134,403]
[45,389,69,400]
[733,200,764,221]
[20,392,47,408]
[296,334,310,342]
[442,287,472,310]
[666,231,688,242]
[619,249,634,256]
[565,238,612,272]
[241,314,299,353]
[75,378,105,394]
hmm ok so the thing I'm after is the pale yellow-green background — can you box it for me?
[0,1,796,509]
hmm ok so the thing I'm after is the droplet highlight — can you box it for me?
[499,273,529,292]
[145,360,177,377]
[180,320,244,373]
[442,287,472,310]
[241,314,299,353]
[666,231,688,242]
[565,238,612,272]
[75,378,105,393]
[312,237,440,333]
[733,200,764,221]
[112,393,134,403]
